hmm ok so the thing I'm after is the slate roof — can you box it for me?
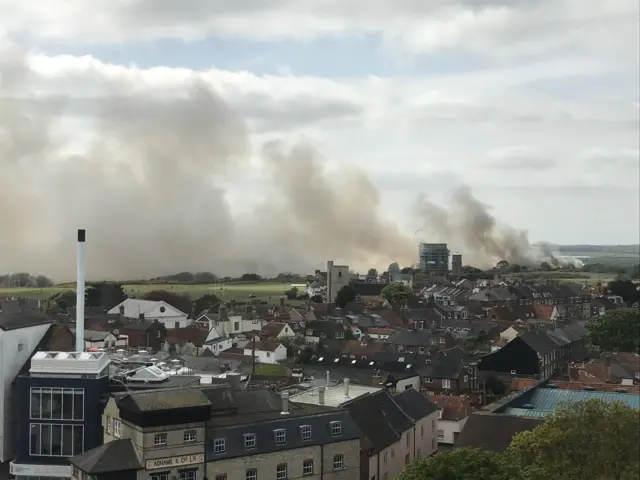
[69,438,142,474]
[0,310,54,331]
[116,387,211,413]
[386,329,433,346]
[351,281,387,297]
[419,346,474,379]
[393,388,439,420]
[454,413,540,451]
[507,386,640,414]
[344,390,413,452]
[519,329,558,355]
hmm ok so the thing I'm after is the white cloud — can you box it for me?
[2,0,638,61]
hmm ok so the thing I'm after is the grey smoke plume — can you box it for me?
[0,43,415,281]
[1,43,563,281]
[415,186,554,268]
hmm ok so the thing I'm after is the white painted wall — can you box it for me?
[275,324,296,339]
[0,323,52,462]
[437,416,469,445]
[84,332,128,350]
[108,299,190,328]
[243,344,287,364]
[215,315,263,337]
[393,376,421,393]
[203,338,233,355]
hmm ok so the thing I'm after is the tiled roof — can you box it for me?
[341,339,386,356]
[428,394,475,421]
[117,387,212,413]
[69,438,142,474]
[455,413,540,451]
[0,310,54,331]
[344,390,413,452]
[165,325,209,346]
[394,388,439,420]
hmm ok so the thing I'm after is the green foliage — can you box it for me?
[586,308,640,352]
[606,279,640,303]
[380,282,411,305]
[367,268,378,277]
[310,294,323,303]
[285,287,298,300]
[335,285,357,308]
[193,293,220,316]
[85,282,127,309]
[484,376,507,396]
[52,290,77,310]
[397,448,523,480]
[508,399,640,480]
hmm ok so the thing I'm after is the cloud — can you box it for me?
[2,0,638,61]
[486,146,556,170]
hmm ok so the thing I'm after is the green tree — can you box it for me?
[335,285,357,308]
[51,291,77,310]
[367,268,378,277]
[606,279,640,303]
[586,308,640,352]
[193,293,220,316]
[508,399,640,480]
[380,282,410,306]
[310,294,323,303]
[285,287,298,300]
[398,448,523,480]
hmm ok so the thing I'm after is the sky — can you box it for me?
[0,1,639,279]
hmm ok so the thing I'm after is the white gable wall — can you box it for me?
[108,299,190,328]
[0,323,52,462]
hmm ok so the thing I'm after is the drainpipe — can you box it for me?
[320,443,324,480]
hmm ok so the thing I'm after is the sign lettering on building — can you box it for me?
[146,453,204,470]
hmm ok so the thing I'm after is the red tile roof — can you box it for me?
[428,394,476,421]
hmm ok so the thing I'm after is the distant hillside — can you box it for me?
[555,245,639,256]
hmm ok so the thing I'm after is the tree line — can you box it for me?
[399,400,639,480]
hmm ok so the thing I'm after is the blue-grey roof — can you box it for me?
[507,387,640,417]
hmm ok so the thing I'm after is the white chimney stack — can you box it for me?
[344,377,350,398]
[75,229,86,353]
[280,392,290,415]
[318,386,326,405]
[326,370,331,387]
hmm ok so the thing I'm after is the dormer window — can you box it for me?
[330,421,342,437]
[274,429,286,445]
[300,425,312,440]
[244,433,256,449]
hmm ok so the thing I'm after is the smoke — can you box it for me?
[0,43,568,281]
[0,43,416,281]
[415,186,566,268]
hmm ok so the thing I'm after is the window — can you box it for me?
[154,433,167,446]
[463,375,468,382]
[335,331,344,339]
[432,419,436,431]
[156,330,161,338]
[151,474,169,480]
[215,475,228,480]
[244,433,256,449]
[174,322,180,328]
[30,423,83,457]
[106,416,112,434]
[416,448,421,460]
[441,379,451,389]
[300,425,312,440]
[333,454,344,470]
[437,429,444,439]
[391,448,395,459]
[213,438,226,453]
[184,430,197,442]
[405,453,410,465]
[18,343,24,352]
[246,469,257,480]
[30,388,84,421]
[420,424,424,438]
[424,377,433,383]
[113,419,122,438]
[179,471,197,480]
[234,322,240,331]
[303,459,314,476]
[330,421,342,437]
[383,452,387,464]
[276,463,288,480]
[274,429,286,445]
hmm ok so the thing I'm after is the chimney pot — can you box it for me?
[344,377,350,398]
[280,392,290,415]
[318,386,326,405]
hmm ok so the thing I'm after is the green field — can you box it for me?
[0,282,300,302]
[507,271,615,284]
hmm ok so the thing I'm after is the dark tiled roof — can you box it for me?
[419,346,474,379]
[345,390,413,452]
[351,281,387,296]
[454,413,540,451]
[520,330,558,355]
[0,298,40,313]
[0,310,54,330]
[69,438,142,474]
[394,388,439,420]
[117,387,211,413]
[386,329,433,346]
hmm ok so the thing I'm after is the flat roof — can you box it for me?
[30,351,111,375]
[289,381,380,407]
